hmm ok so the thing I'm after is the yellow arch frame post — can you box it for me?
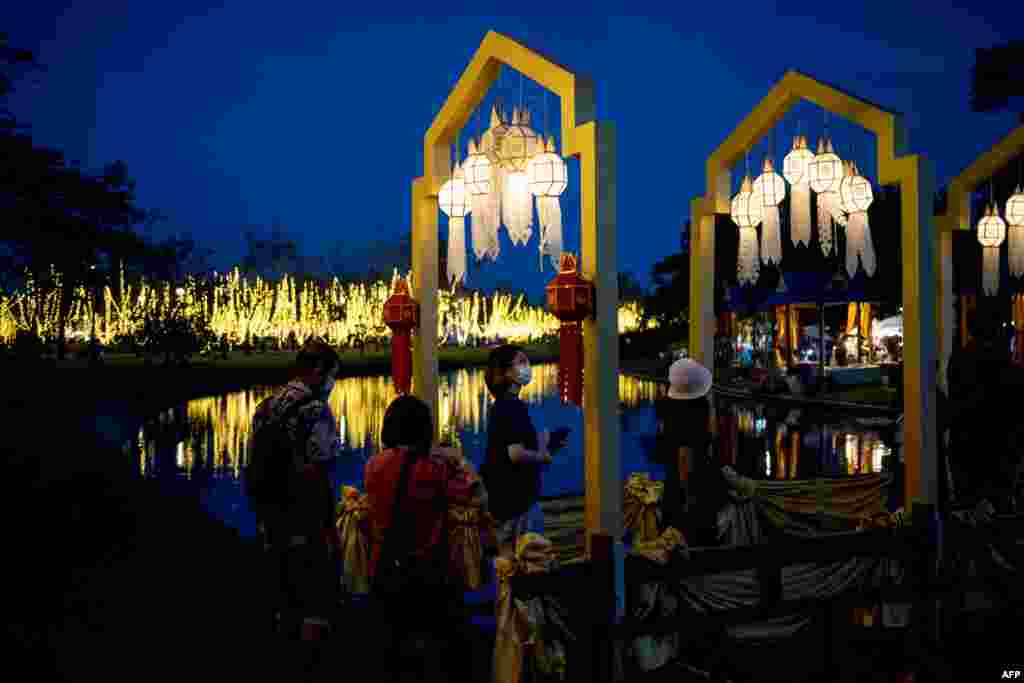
[689,71,939,509]
[412,31,622,553]
[935,125,1024,368]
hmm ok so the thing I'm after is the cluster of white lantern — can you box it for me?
[729,130,879,286]
[440,104,569,286]
[975,182,1024,296]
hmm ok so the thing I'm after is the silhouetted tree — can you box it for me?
[645,252,689,328]
[971,42,1024,121]
[617,271,644,303]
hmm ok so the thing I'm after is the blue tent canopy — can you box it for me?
[724,270,881,312]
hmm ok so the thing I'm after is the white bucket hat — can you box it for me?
[667,358,712,400]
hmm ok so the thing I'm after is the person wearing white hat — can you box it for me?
[655,358,718,543]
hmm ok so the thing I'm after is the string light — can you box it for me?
[0,264,655,345]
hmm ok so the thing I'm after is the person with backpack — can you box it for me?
[247,338,343,645]
[365,395,485,683]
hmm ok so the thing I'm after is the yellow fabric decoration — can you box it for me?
[623,473,663,543]
[631,527,687,565]
[448,504,496,591]
[493,533,560,683]
[336,485,371,594]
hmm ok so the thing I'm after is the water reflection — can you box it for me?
[136,364,664,483]
[130,364,898,535]
[719,403,894,481]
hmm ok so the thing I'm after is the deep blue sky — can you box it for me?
[7,2,1021,299]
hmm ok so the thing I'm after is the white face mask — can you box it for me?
[515,364,533,387]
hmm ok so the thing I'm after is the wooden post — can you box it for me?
[586,532,616,683]
[580,121,622,553]
[410,176,440,434]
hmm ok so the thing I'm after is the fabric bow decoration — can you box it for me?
[493,533,564,683]
[623,473,664,544]
[448,504,498,591]
[336,485,371,594]
[630,526,688,565]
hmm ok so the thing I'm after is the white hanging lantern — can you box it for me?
[808,136,843,194]
[1007,186,1024,226]
[478,107,509,261]
[526,137,568,196]
[783,135,815,247]
[498,107,542,172]
[479,105,509,167]
[464,138,496,262]
[978,204,1006,296]
[737,226,761,286]
[839,161,874,214]
[730,175,763,229]
[527,136,567,271]
[753,157,786,207]
[840,161,876,278]
[464,138,493,196]
[754,157,785,265]
[439,163,471,286]
[1006,186,1024,277]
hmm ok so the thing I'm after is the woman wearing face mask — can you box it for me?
[481,344,556,557]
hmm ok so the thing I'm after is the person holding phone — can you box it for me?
[481,344,569,557]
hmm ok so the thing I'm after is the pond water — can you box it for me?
[128,363,900,537]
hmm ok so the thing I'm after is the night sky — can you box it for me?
[7,3,1021,300]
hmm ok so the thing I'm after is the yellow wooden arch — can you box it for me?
[937,124,1024,234]
[931,124,1024,386]
[411,31,622,549]
[689,70,938,508]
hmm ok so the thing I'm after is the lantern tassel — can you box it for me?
[738,227,761,286]
[860,213,876,277]
[502,171,533,246]
[818,194,834,256]
[470,194,488,261]
[392,329,412,394]
[538,195,563,271]
[487,173,502,260]
[845,212,864,278]
[983,247,1000,296]
[760,206,782,265]
[447,216,467,287]
[559,321,584,405]
[791,183,812,247]
[1010,225,1024,278]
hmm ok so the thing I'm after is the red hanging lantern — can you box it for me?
[383,278,419,395]
[545,253,594,405]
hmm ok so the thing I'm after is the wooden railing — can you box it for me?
[508,507,1024,683]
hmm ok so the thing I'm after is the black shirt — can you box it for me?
[481,395,541,522]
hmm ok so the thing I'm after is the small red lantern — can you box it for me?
[383,278,419,395]
[545,253,594,405]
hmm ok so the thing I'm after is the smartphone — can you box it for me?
[548,426,571,452]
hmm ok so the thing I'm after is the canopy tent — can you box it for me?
[723,269,884,314]
[873,315,903,340]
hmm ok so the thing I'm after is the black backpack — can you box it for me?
[245,394,317,507]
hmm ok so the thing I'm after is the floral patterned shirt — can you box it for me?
[251,379,342,468]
